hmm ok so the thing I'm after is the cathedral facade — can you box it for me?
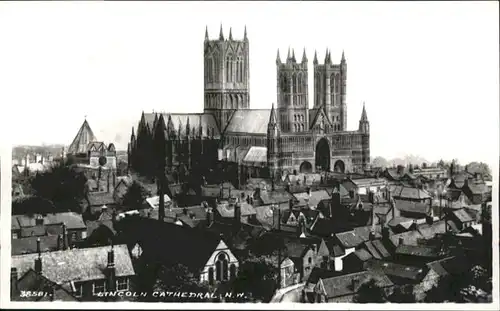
[129,26,370,180]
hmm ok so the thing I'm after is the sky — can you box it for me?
[0,1,498,167]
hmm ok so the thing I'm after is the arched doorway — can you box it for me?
[299,161,313,173]
[333,160,345,173]
[315,138,330,172]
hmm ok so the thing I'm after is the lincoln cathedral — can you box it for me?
[128,26,370,181]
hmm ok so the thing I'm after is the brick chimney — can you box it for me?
[206,207,214,227]
[234,199,242,229]
[11,268,19,299]
[106,244,116,292]
[369,230,376,241]
[34,238,42,273]
[62,223,68,250]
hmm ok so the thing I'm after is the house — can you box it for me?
[11,244,135,301]
[120,217,239,285]
[416,220,446,240]
[11,213,87,246]
[365,260,435,301]
[145,194,172,209]
[85,219,117,247]
[112,176,134,204]
[309,270,394,303]
[341,248,373,273]
[279,257,301,289]
[292,189,331,209]
[461,179,488,205]
[360,239,391,260]
[390,185,432,203]
[412,167,447,180]
[394,199,433,219]
[447,208,475,232]
[83,191,117,216]
[11,268,79,301]
[388,230,425,249]
[12,235,61,256]
[394,244,442,265]
[282,237,329,281]
[165,205,208,228]
[253,188,295,207]
[214,198,257,224]
[348,178,388,195]
[200,182,236,201]
[281,208,321,229]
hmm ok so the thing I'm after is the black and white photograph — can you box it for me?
[0,1,498,308]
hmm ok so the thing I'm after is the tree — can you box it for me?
[231,253,279,302]
[422,162,428,169]
[388,285,416,303]
[466,162,491,177]
[424,274,464,302]
[28,161,87,213]
[353,278,387,303]
[371,156,389,169]
[12,195,57,216]
[119,180,151,210]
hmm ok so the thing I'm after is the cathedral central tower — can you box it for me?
[203,25,250,130]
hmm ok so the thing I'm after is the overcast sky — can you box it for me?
[0,1,498,166]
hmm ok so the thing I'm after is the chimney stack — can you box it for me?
[289,198,294,210]
[206,207,214,227]
[106,244,116,292]
[368,191,375,204]
[369,230,376,241]
[62,223,68,250]
[34,238,42,273]
[11,268,19,299]
[234,200,242,229]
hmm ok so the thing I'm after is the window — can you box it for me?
[12,232,18,239]
[71,232,77,242]
[208,267,214,285]
[215,252,229,281]
[308,257,312,264]
[92,280,106,294]
[73,282,83,298]
[116,277,128,291]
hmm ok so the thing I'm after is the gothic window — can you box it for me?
[298,73,303,93]
[294,124,297,132]
[237,56,244,82]
[281,74,289,93]
[215,253,229,281]
[335,73,340,93]
[330,73,335,94]
[294,115,297,122]
[226,55,233,82]
[213,53,220,82]
[292,73,297,93]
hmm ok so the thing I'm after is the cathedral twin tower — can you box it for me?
[203,25,349,135]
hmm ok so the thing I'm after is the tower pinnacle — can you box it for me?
[229,27,233,40]
[360,102,368,121]
[302,47,307,63]
[244,25,247,40]
[219,24,224,40]
[292,48,296,62]
[313,50,318,65]
[276,49,281,65]
[341,50,346,63]
[205,26,209,41]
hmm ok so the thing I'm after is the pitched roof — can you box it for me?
[417,220,446,239]
[16,269,79,301]
[293,190,331,208]
[242,146,267,165]
[390,230,424,247]
[366,261,427,282]
[145,194,172,209]
[306,267,345,285]
[225,109,271,134]
[87,192,116,207]
[216,201,256,218]
[67,119,98,154]
[335,230,365,249]
[11,235,61,256]
[363,240,382,259]
[391,185,432,200]
[11,244,135,284]
[325,240,346,257]
[13,213,86,231]
[317,271,393,299]
[452,208,474,223]
[259,189,294,205]
[353,248,373,262]
[426,256,465,277]
[395,199,430,215]
[395,244,440,258]
[123,217,224,273]
[371,239,391,258]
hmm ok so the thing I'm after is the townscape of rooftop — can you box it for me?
[8,25,494,304]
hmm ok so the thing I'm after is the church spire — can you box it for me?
[291,48,296,62]
[229,27,233,40]
[219,24,224,40]
[276,49,281,65]
[360,102,368,121]
[287,47,291,61]
[341,50,346,63]
[244,25,248,41]
[269,103,278,125]
[301,47,307,63]
[324,48,329,64]
[205,26,209,41]
[313,50,318,65]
